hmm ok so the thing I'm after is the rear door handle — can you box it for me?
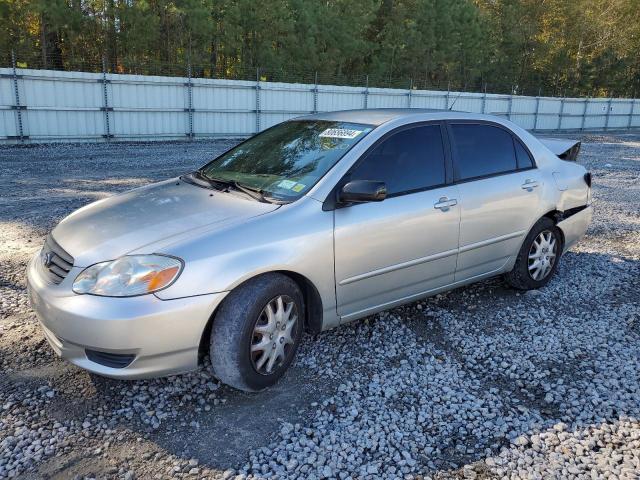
[521,179,539,191]
[434,197,458,211]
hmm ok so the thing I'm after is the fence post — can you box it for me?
[363,75,369,109]
[626,99,635,130]
[10,50,27,142]
[481,84,487,114]
[407,78,413,108]
[507,88,513,121]
[604,97,613,131]
[101,56,112,141]
[445,82,450,109]
[533,94,540,131]
[313,71,318,113]
[557,97,565,131]
[185,61,194,140]
[255,67,261,133]
[581,98,588,131]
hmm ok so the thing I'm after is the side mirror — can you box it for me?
[339,180,387,204]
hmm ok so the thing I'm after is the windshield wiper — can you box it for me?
[190,170,236,192]
[180,172,218,189]
[228,180,269,203]
[197,170,274,203]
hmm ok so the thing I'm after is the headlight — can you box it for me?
[72,255,183,297]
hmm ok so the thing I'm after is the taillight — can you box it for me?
[584,172,592,187]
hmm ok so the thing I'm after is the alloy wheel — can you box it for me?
[250,295,299,375]
[528,230,558,281]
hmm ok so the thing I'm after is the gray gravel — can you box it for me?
[1,134,639,479]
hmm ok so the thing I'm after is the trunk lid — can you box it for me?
[538,137,581,161]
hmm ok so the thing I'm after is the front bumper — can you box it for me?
[26,255,227,379]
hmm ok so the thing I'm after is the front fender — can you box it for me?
[154,198,338,328]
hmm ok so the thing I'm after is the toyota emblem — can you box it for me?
[43,252,54,267]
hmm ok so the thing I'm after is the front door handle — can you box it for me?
[434,197,458,211]
[521,179,539,191]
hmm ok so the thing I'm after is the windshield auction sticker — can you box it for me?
[277,179,297,189]
[319,128,363,139]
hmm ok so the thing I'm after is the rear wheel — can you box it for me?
[505,217,562,290]
[209,273,304,392]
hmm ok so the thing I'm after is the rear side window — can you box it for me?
[514,139,534,169]
[349,124,446,195]
[450,124,517,180]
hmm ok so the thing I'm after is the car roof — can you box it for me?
[296,108,487,126]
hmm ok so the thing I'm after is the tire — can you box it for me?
[209,273,304,392]
[504,217,563,290]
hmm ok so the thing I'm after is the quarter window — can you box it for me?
[349,125,446,195]
[514,139,534,169]
[450,124,517,180]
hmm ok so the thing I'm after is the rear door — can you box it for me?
[447,122,543,281]
[333,123,460,321]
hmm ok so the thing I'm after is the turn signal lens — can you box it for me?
[146,266,180,291]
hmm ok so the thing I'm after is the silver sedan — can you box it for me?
[27,109,592,391]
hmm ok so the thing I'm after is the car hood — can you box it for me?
[52,178,279,267]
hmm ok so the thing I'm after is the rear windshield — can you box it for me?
[200,120,373,201]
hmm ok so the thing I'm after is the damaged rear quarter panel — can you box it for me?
[553,160,590,211]
[558,206,593,252]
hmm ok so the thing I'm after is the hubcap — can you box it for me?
[250,295,298,375]
[528,230,558,281]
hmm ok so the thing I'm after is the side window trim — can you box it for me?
[444,120,537,184]
[323,120,452,211]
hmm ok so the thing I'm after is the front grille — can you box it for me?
[85,349,136,369]
[40,234,74,284]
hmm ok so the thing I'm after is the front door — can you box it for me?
[333,123,460,321]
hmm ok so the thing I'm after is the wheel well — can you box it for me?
[543,209,562,224]
[275,271,324,335]
[198,270,324,363]
[541,210,565,247]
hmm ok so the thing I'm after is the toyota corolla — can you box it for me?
[27,109,592,391]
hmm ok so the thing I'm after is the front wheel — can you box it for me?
[504,217,562,290]
[209,273,304,392]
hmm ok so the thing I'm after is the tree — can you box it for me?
[1,0,638,96]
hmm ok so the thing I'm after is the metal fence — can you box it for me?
[1,62,639,144]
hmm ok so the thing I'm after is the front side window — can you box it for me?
[451,124,517,180]
[348,124,446,195]
[200,120,373,201]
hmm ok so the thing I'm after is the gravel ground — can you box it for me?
[1,134,639,480]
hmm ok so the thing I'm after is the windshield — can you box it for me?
[200,120,373,201]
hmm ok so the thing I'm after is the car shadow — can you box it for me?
[4,348,334,475]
